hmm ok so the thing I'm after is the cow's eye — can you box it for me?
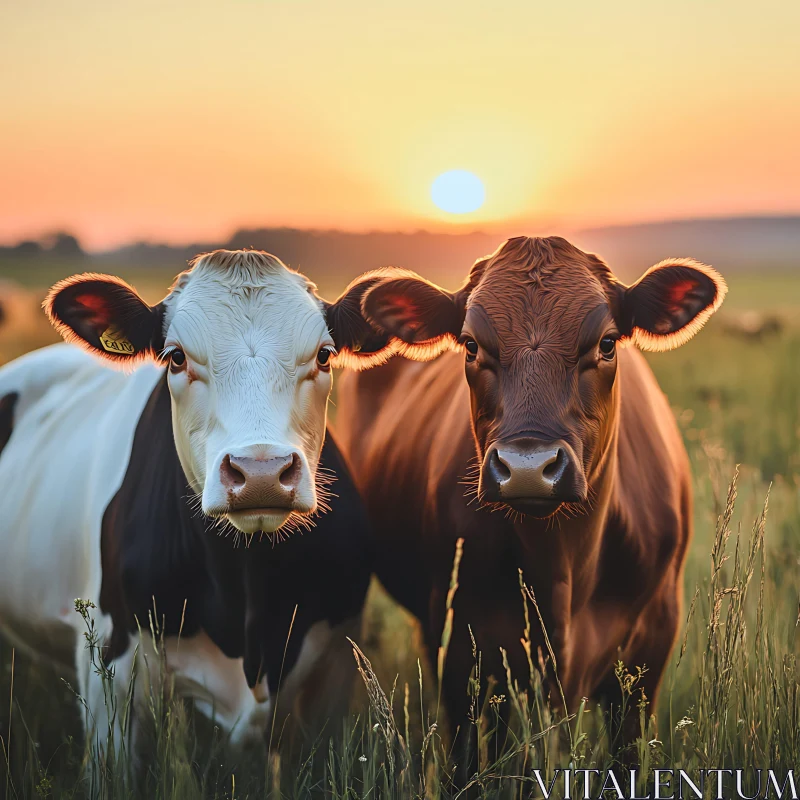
[464,339,479,363]
[316,346,335,371]
[169,348,187,371]
[599,336,617,359]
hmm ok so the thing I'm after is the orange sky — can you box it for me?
[1,0,799,250]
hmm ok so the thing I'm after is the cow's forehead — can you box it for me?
[466,255,613,366]
[162,256,328,362]
[469,258,609,326]
[465,237,615,318]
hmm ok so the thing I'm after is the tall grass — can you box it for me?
[1,275,800,797]
[0,464,784,799]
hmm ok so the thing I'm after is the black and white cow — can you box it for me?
[0,249,395,761]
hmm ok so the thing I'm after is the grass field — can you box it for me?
[0,260,799,798]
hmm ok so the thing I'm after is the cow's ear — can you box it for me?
[44,273,165,365]
[618,258,727,352]
[322,268,409,370]
[361,274,466,362]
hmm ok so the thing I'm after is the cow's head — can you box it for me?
[358,236,726,519]
[45,250,394,535]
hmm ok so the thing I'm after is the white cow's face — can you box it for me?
[45,249,406,536]
[162,255,334,533]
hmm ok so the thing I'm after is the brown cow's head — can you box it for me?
[359,236,726,518]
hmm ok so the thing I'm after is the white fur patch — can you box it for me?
[161,254,336,534]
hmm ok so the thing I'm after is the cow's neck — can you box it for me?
[100,372,256,663]
[101,372,367,698]
[512,386,621,628]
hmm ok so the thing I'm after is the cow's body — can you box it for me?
[0,343,370,749]
[332,236,725,753]
[0,248,414,768]
[337,347,689,718]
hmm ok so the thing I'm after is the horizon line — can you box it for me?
[2,211,800,256]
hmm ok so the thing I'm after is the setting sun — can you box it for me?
[430,170,485,214]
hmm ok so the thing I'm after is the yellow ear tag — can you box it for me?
[99,326,135,355]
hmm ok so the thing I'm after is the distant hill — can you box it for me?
[3,216,798,290]
[102,216,800,287]
[570,216,800,281]
[98,229,501,291]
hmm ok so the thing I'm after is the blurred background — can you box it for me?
[2,1,800,286]
[1,1,800,795]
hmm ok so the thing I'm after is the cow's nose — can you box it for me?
[220,452,302,510]
[487,445,567,497]
[481,438,585,515]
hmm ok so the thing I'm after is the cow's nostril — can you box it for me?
[278,453,302,489]
[220,454,247,488]
[488,448,512,482]
[542,448,566,481]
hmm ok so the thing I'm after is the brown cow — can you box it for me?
[335,236,726,755]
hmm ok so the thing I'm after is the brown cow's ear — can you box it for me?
[44,273,165,366]
[322,268,414,370]
[619,258,727,352]
[361,274,465,362]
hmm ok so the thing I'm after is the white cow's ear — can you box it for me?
[322,267,417,370]
[44,273,165,366]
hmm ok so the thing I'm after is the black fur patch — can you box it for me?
[99,373,372,693]
[0,392,18,457]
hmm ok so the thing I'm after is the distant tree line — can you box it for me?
[1,217,799,284]
[0,232,85,260]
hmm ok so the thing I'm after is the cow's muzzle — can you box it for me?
[480,437,587,518]
[203,445,316,534]
[220,452,303,512]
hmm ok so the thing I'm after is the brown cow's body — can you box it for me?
[337,346,689,725]
[332,236,725,747]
